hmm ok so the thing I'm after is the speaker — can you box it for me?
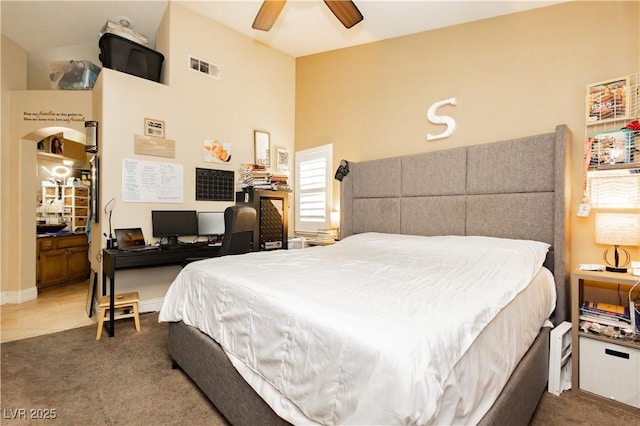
[334,159,350,181]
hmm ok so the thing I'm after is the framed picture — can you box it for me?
[276,148,290,171]
[50,136,64,156]
[254,130,270,167]
[586,76,629,124]
[203,139,232,163]
[144,118,165,138]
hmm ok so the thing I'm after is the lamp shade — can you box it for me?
[595,213,640,246]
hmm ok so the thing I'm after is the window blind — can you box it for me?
[587,169,640,209]
[295,144,333,232]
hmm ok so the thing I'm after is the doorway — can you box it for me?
[5,126,90,309]
[34,127,91,294]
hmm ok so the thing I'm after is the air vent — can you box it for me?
[189,55,220,80]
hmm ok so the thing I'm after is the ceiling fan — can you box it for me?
[252,0,363,31]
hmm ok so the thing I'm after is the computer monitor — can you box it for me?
[198,211,225,241]
[151,210,198,247]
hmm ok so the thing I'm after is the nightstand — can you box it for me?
[570,268,640,409]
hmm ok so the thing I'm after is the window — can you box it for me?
[587,168,640,209]
[295,144,333,233]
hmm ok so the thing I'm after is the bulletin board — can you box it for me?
[122,158,184,203]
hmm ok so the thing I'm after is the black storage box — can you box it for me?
[99,33,164,83]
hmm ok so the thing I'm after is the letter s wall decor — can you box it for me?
[427,97,457,141]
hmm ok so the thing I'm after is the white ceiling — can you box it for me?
[2,0,565,58]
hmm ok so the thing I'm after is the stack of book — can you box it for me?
[237,165,290,191]
[315,229,336,243]
[270,172,290,191]
[580,301,631,329]
[237,164,269,189]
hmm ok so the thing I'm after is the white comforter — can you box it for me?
[159,233,554,425]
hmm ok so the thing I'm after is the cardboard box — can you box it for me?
[100,20,148,46]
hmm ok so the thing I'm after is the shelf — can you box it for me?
[584,73,639,180]
[588,162,640,171]
[571,268,640,407]
[578,330,640,350]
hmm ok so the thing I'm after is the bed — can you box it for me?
[159,124,572,425]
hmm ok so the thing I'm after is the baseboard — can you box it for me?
[140,296,164,313]
[0,287,38,305]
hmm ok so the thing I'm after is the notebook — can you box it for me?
[114,228,158,251]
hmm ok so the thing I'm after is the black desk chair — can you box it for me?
[218,205,257,256]
[182,205,257,267]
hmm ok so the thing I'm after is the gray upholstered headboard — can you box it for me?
[339,125,572,324]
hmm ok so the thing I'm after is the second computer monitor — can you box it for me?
[198,211,225,238]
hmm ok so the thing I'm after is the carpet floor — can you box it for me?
[1,313,637,425]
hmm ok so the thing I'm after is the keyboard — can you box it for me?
[159,242,211,250]
[120,245,160,252]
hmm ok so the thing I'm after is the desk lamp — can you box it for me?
[595,213,640,272]
[104,198,116,248]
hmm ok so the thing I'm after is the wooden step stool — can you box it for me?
[96,292,141,340]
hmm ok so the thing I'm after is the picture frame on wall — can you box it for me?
[254,130,270,167]
[586,76,629,124]
[50,136,64,156]
[276,148,290,172]
[144,118,166,138]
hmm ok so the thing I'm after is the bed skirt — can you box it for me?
[168,321,550,426]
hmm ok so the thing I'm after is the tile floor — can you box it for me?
[0,280,96,343]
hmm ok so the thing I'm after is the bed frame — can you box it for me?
[169,124,572,425]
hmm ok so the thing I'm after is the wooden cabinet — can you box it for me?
[236,190,289,251]
[37,234,89,288]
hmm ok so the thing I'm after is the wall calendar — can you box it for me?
[196,168,234,201]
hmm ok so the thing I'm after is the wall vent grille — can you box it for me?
[189,55,220,80]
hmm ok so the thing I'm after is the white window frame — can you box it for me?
[294,144,333,233]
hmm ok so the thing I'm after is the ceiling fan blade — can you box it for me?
[324,0,363,29]
[252,0,287,31]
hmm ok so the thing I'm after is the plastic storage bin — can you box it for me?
[98,33,164,83]
[579,337,640,408]
[49,60,101,90]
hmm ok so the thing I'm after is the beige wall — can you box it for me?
[295,1,640,268]
[3,91,92,300]
[2,3,295,305]
[3,1,638,304]
[2,34,93,301]
[92,3,295,305]
[1,35,28,298]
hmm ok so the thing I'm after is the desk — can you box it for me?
[101,245,220,337]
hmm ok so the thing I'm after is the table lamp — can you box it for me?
[595,213,640,272]
[330,210,341,241]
